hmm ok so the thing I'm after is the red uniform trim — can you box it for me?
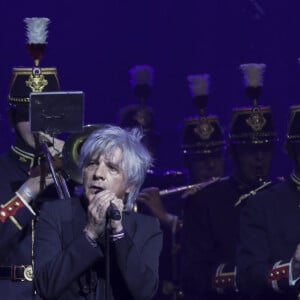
[212,273,236,289]
[267,264,289,283]
[0,196,25,223]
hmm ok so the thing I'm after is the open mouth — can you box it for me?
[91,186,104,194]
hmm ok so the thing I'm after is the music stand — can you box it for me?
[30,91,84,134]
[29,91,84,199]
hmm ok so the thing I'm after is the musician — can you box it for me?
[137,74,227,300]
[137,112,227,224]
[236,105,300,300]
[181,102,278,300]
[34,125,163,300]
[137,73,227,227]
[0,67,63,299]
[0,17,69,299]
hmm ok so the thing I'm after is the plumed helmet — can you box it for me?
[118,104,160,150]
[182,115,226,156]
[229,105,277,144]
[182,73,226,157]
[8,67,60,107]
[8,17,60,122]
[229,62,277,144]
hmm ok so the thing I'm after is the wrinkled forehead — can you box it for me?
[91,146,124,166]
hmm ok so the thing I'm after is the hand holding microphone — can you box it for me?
[107,202,121,220]
[85,190,123,239]
[94,189,122,221]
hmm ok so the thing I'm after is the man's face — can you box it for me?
[232,143,274,184]
[83,147,130,203]
[185,152,225,183]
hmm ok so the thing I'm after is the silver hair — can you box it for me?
[79,125,153,211]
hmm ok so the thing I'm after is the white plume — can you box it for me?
[129,65,154,87]
[24,17,50,44]
[240,63,266,87]
[187,74,210,96]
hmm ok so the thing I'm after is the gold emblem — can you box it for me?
[194,117,214,140]
[246,107,266,132]
[24,265,33,281]
[25,67,48,92]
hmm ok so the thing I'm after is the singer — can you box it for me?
[33,125,163,300]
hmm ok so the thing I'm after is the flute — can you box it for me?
[159,176,222,196]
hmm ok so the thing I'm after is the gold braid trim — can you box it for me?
[9,216,23,230]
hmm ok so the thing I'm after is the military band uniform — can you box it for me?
[181,176,264,300]
[34,196,162,300]
[237,176,300,300]
[0,56,62,300]
[0,147,42,299]
[181,72,279,299]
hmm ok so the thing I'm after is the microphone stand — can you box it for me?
[104,216,111,300]
[38,133,70,199]
[104,205,121,300]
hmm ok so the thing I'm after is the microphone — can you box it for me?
[107,203,121,220]
[93,189,121,220]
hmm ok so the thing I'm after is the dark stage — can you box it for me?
[0,0,299,177]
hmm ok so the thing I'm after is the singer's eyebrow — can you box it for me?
[103,148,123,172]
[106,161,121,171]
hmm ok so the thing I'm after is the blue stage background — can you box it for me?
[0,0,300,178]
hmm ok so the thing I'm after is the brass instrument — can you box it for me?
[62,124,102,184]
[36,124,101,200]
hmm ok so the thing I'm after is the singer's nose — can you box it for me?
[94,161,106,180]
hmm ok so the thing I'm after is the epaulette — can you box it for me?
[0,195,25,230]
[212,263,238,294]
[11,146,36,169]
[234,180,272,207]
[267,260,290,293]
[181,176,229,199]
